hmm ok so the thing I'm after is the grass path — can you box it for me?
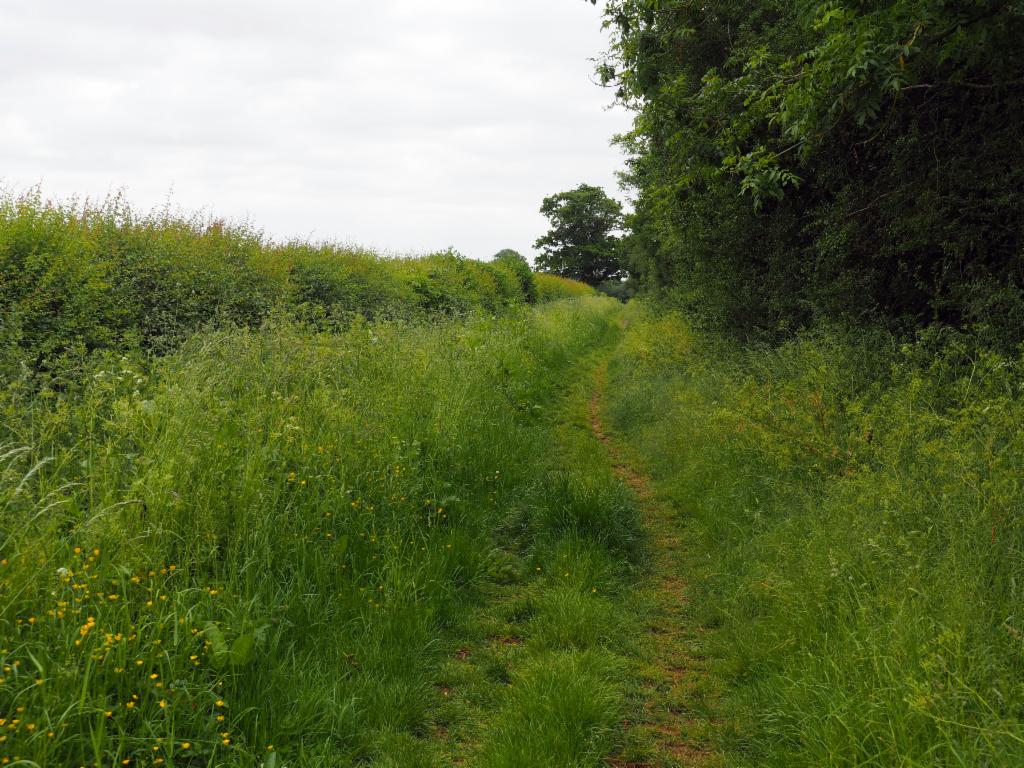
[423,313,636,768]
[416,317,724,768]
[588,359,721,768]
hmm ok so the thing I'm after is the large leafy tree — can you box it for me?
[593,0,1024,344]
[534,184,625,285]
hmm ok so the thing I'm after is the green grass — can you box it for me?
[404,317,646,766]
[0,295,642,767]
[476,650,625,768]
[605,302,1024,767]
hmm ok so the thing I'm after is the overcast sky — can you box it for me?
[0,1,631,261]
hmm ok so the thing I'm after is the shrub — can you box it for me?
[0,193,533,378]
[596,278,637,303]
[493,249,539,304]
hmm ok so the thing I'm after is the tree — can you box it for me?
[493,249,520,260]
[492,249,538,303]
[594,0,1024,345]
[534,184,624,285]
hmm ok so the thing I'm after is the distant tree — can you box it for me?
[491,248,538,303]
[534,185,624,286]
[493,248,525,262]
[597,277,637,304]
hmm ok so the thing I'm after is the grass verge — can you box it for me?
[604,301,1024,767]
[418,317,652,767]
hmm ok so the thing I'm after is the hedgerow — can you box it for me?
[0,191,537,379]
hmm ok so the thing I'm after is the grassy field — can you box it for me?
[605,303,1024,767]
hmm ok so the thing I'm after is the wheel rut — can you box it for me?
[589,361,720,768]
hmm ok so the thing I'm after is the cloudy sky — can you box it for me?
[0,1,631,261]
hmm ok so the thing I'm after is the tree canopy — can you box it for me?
[594,0,1024,345]
[534,184,625,286]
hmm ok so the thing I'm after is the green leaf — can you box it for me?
[229,632,256,667]
[204,621,230,669]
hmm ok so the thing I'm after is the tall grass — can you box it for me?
[606,303,1024,766]
[468,327,644,766]
[0,297,627,766]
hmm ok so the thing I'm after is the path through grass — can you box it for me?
[589,356,722,768]
[420,312,647,768]
[601,302,1024,767]
[0,297,631,767]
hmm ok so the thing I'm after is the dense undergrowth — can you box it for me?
[597,0,1024,345]
[0,280,636,766]
[606,302,1024,766]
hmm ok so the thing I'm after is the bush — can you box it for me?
[0,193,533,379]
[596,278,637,303]
[600,0,1024,346]
[492,249,539,304]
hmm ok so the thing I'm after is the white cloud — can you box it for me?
[0,0,631,260]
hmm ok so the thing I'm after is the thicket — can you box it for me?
[607,304,1024,766]
[597,0,1024,345]
[0,192,557,382]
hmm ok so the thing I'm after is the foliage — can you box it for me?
[534,185,626,286]
[534,273,598,302]
[595,0,1024,344]
[0,191,534,381]
[596,278,638,303]
[606,302,1024,766]
[492,249,539,304]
